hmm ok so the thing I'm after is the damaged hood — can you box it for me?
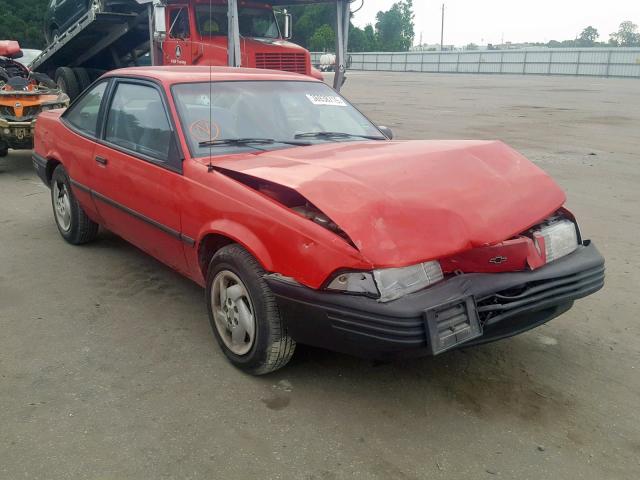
[209,140,566,266]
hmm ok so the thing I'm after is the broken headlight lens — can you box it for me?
[327,261,444,302]
[373,261,444,302]
[534,219,578,263]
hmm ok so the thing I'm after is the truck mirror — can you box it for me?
[284,13,293,39]
[153,5,167,39]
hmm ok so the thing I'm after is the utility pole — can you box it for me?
[440,4,445,51]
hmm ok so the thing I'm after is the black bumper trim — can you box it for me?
[265,243,604,359]
[32,152,49,186]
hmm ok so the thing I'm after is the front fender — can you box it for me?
[196,219,274,274]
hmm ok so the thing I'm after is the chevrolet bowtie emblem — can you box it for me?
[489,256,508,265]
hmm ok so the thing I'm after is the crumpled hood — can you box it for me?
[209,140,566,266]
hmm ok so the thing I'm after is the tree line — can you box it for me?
[0,0,48,49]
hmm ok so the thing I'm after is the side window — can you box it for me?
[169,8,190,39]
[105,83,172,162]
[64,81,107,136]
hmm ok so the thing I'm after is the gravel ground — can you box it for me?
[1,72,639,479]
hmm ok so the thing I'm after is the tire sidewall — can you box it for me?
[51,165,81,242]
[206,249,275,372]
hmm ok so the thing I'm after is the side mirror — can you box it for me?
[283,12,293,39]
[153,5,167,39]
[378,126,394,140]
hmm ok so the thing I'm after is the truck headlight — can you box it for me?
[327,261,444,302]
[534,219,578,263]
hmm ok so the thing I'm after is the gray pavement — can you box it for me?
[1,72,639,479]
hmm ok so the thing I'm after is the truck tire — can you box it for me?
[86,68,106,82]
[206,244,296,375]
[55,67,81,101]
[51,164,99,245]
[72,68,91,92]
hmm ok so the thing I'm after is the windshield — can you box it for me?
[172,81,385,157]
[195,5,280,39]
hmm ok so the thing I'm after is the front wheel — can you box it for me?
[51,164,99,245]
[206,244,296,375]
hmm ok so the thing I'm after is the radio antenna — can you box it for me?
[207,0,214,172]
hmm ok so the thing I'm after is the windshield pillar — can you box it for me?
[227,0,241,67]
[333,0,350,91]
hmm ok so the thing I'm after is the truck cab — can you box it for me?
[31,0,324,100]
[163,1,318,78]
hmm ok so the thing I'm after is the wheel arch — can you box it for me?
[197,222,274,282]
[45,156,63,186]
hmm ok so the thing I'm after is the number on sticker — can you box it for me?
[306,94,347,106]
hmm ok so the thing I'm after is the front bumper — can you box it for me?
[265,242,605,360]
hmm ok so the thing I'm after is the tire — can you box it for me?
[47,27,60,45]
[85,68,106,82]
[51,164,99,245]
[72,67,91,92]
[206,244,296,375]
[55,67,81,101]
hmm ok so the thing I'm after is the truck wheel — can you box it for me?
[72,68,91,91]
[55,67,81,101]
[91,0,104,13]
[86,68,106,82]
[206,244,296,375]
[47,27,60,45]
[51,164,99,245]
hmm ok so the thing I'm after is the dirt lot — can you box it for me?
[1,72,639,479]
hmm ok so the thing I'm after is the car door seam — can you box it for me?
[68,178,194,247]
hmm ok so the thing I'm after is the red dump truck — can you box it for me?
[30,0,332,99]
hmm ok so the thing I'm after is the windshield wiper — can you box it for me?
[294,131,386,141]
[198,138,311,148]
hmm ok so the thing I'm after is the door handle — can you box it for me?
[95,156,108,166]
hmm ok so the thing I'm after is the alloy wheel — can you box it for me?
[211,270,256,356]
[53,179,72,232]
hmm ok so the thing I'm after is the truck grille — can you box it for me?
[255,53,307,74]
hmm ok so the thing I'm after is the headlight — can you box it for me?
[326,260,444,302]
[534,219,578,263]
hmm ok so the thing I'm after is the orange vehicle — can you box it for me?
[0,41,69,156]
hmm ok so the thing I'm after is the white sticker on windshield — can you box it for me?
[306,94,347,107]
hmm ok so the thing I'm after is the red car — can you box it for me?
[32,66,604,374]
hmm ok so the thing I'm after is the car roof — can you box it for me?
[105,66,321,85]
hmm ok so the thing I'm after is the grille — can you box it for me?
[255,52,307,74]
[0,105,14,116]
[476,264,605,326]
[22,106,42,117]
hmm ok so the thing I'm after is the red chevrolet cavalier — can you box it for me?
[32,66,604,374]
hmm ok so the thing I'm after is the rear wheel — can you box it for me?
[90,0,105,12]
[206,244,296,375]
[47,27,60,45]
[55,67,81,101]
[51,164,99,245]
[72,67,91,91]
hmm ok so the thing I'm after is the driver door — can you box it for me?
[164,6,193,66]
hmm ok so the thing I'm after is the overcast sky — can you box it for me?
[350,0,640,46]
